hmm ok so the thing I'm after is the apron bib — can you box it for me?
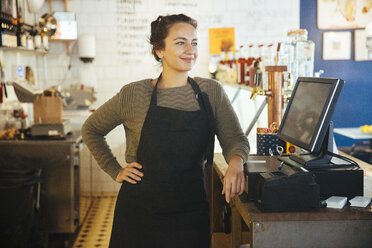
[109,75,215,248]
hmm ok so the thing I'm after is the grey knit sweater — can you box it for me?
[82,77,250,180]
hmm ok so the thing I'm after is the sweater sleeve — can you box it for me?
[212,81,250,163]
[81,86,128,180]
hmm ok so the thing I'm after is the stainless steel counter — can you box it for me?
[0,131,92,234]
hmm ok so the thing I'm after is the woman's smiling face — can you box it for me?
[156,22,198,72]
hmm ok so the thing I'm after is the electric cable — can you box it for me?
[325,150,360,168]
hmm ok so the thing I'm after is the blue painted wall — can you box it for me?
[300,0,372,147]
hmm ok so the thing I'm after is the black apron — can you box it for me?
[109,75,215,248]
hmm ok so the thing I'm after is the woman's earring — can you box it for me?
[159,59,162,63]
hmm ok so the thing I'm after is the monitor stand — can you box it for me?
[279,122,335,169]
[278,122,363,199]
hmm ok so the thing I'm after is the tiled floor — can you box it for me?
[71,192,247,248]
[69,179,372,248]
[72,193,118,248]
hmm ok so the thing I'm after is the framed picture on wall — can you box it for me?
[318,0,372,29]
[322,31,351,60]
[354,29,372,61]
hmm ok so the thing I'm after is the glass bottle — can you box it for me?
[286,29,315,85]
[261,44,274,90]
[237,45,246,84]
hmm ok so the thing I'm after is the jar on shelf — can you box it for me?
[286,29,315,87]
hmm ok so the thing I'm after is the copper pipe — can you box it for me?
[265,65,287,127]
[64,0,68,11]
[48,0,52,13]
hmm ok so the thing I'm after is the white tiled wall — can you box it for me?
[2,0,299,193]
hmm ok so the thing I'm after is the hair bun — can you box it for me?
[150,15,164,44]
[153,16,163,27]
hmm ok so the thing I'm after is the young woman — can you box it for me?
[82,14,249,248]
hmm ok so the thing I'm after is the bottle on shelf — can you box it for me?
[250,44,259,59]
[216,49,237,85]
[237,45,246,84]
[265,44,275,66]
[257,44,265,59]
[0,0,18,48]
[16,0,25,48]
[260,44,275,90]
[244,45,255,86]
[248,58,257,88]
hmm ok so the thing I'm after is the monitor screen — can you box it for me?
[277,77,344,154]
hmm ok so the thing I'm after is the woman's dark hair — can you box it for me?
[149,14,197,61]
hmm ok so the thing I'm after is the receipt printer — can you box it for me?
[254,164,320,212]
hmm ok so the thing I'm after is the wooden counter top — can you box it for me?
[339,151,372,176]
[213,153,372,224]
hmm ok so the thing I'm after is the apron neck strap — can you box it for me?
[150,74,162,106]
[187,77,202,95]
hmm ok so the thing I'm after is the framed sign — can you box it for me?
[354,29,372,61]
[209,27,235,55]
[318,0,372,29]
[322,31,351,60]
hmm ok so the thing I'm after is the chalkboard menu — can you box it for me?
[114,0,299,72]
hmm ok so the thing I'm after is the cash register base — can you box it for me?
[245,156,364,212]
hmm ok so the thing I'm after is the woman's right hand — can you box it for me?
[115,162,144,184]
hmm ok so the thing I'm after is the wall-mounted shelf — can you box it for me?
[0,46,48,55]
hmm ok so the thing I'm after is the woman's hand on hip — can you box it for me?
[222,155,245,203]
[115,162,144,184]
